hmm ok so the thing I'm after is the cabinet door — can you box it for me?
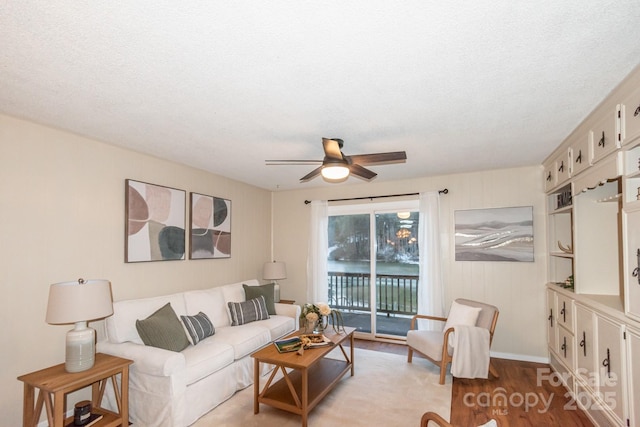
[546,289,557,352]
[591,110,620,164]
[621,85,640,146]
[556,152,571,186]
[596,314,626,424]
[571,133,592,176]
[575,304,596,390]
[544,161,557,192]
[624,209,640,322]
[627,327,640,427]
[558,326,575,370]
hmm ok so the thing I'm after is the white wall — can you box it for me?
[0,114,272,426]
[272,165,547,360]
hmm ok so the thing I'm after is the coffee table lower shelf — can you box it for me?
[259,357,350,414]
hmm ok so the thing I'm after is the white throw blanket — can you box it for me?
[450,325,490,379]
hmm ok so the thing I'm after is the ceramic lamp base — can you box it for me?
[65,322,95,373]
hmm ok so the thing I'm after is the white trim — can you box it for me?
[490,351,549,364]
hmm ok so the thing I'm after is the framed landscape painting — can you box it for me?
[125,179,186,262]
[190,193,231,259]
[454,206,534,262]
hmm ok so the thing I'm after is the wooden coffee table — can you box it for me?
[252,327,355,427]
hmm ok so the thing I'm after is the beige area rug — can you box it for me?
[193,347,452,427]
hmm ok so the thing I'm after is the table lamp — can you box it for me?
[263,261,286,302]
[46,278,114,373]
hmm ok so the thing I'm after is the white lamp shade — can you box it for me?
[46,279,113,324]
[263,262,287,281]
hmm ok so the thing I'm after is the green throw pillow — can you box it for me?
[243,283,276,315]
[136,302,190,352]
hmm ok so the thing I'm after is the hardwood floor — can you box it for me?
[353,339,594,426]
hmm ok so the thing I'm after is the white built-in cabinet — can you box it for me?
[544,64,640,427]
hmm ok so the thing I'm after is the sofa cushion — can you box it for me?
[181,312,215,345]
[243,283,276,315]
[228,296,270,326]
[136,303,190,352]
[107,293,187,344]
[255,315,296,341]
[181,339,235,385]
[212,323,271,360]
[183,287,230,328]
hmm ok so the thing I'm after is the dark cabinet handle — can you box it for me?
[546,171,552,181]
[633,248,640,285]
[579,331,586,357]
[560,302,566,323]
[575,150,582,164]
[558,161,564,173]
[561,336,567,358]
[598,131,605,148]
[602,348,611,377]
[548,309,553,327]
[634,104,640,117]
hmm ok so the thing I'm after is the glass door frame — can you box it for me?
[328,199,419,341]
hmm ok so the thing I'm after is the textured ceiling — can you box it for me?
[2,2,640,190]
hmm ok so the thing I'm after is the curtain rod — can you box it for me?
[304,188,448,205]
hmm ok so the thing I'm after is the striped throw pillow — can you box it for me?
[180,312,215,345]
[228,295,270,326]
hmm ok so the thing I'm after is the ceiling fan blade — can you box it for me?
[349,163,377,181]
[265,159,322,165]
[322,138,344,160]
[347,151,407,165]
[300,166,323,182]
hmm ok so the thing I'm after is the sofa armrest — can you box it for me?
[97,340,186,377]
[274,302,301,320]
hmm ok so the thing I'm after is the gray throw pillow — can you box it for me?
[228,296,270,326]
[136,302,190,352]
[180,312,215,345]
[243,283,276,315]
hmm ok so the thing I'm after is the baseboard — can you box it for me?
[491,351,549,364]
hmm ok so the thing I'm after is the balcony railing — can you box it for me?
[327,271,419,315]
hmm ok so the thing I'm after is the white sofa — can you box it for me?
[96,279,300,427]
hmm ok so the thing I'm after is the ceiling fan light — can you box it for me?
[321,165,350,182]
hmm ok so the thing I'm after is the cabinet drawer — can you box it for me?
[621,84,640,146]
[570,133,592,176]
[556,293,574,332]
[591,109,620,164]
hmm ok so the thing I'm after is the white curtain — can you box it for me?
[307,200,329,304]
[417,191,445,330]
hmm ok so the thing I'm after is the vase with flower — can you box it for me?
[300,302,344,334]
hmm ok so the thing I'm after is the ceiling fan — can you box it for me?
[265,138,407,183]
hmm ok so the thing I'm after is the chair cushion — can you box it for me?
[243,283,276,315]
[406,330,452,361]
[136,303,190,352]
[443,300,482,332]
[228,296,270,326]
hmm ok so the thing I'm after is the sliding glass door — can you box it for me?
[327,201,419,340]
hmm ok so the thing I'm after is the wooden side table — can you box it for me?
[17,353,133,427]
[279,299,296,304]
